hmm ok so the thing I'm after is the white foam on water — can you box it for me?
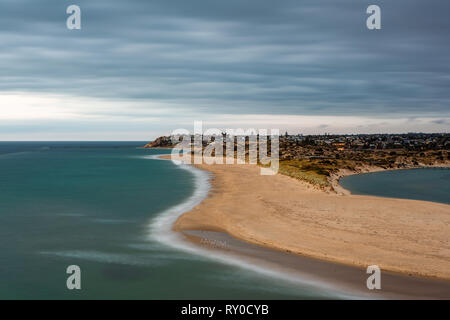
[0,151,32,158]
[40,250,167,267]
[146,154,366,300]
[92,218,135,224]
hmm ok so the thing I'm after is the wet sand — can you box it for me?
[183,230,450,299]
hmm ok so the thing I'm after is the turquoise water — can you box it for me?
[0,142,333,299]
[340,168,450,205]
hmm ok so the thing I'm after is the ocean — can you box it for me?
[0,142,335,299]
[339,168,450,205]
[2,142,447,299]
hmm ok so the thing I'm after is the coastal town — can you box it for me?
[278,132,449,165]
[281,132,449,151]
[146,132,449,153]
[145,132,449,188]
[277,132,449,188]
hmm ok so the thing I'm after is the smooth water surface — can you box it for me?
[0,142,335,299]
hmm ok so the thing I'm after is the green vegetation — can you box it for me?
[277,159,357,187]
[145,135,449,188]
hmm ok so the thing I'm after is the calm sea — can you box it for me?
[0,142,335,299]
[340,168,450,205]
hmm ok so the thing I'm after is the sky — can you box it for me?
[0,0,449,140]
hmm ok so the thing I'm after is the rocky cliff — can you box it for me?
[143,136,175,148]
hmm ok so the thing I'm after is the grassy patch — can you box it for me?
[278,160,331,187]
[276,159,358,187]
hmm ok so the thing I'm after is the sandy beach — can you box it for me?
[163,156,450,297]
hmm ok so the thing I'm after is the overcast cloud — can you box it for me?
[0,0,449,139]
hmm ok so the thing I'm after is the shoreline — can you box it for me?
[148,155,355,298]
[157,155,450,298]
[182,230,450,299]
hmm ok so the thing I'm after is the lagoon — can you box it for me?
[340,168,450,205]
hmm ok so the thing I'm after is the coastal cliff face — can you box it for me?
[143,136,175,148]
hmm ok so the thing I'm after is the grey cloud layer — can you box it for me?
[1,0,450,117]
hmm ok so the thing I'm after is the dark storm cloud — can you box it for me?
[1,0,450,117]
